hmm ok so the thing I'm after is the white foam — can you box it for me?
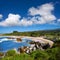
[0,38,16,43]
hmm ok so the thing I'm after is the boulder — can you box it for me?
[42,43,50,49]
[16,38,22,42]
[29,41,35,44]
[18,47,24,53]
[0,52,4,58]
[7,37,14,39]
[18,46,28,53]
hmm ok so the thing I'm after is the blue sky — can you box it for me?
[0,0,60,33]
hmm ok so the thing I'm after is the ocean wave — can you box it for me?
[0,38,16,43]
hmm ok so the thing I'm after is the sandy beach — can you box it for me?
[0,36,54,47]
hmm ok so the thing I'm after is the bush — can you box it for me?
[30,50,49,60]
[2,53,33,60]
[46,47,60,60]
[6,50,16,56]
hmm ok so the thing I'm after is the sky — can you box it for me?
[0,0,60,33]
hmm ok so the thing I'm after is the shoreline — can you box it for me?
[0,36,54,57]
[0,36,54,47]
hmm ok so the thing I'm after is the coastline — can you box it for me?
[0,36,54,47]
[0,36,54,57]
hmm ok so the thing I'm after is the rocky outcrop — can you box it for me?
[16,38,22,42]
[7,37,15,39]
[0,52,4,58]
[17,41,50,54]
[18,46,28,53]
[29,41,35,44]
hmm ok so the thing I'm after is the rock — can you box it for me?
[0,52,4,58]
[23,46,28,52]
[18,47,24,53]
[25,49,30,54]
[18,46,28,53]
[17,41,50,54]
[42,43,50,49]
[29,41,35,44]
[16,38,22,42]
[7,37,14,39]
[33,47,36,51]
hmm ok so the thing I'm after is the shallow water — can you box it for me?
[0,36,31,52]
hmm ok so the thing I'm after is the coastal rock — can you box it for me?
[42,43,50,49]
[17,41,50,54]
[18,47,24,53]
[29,41,35,44]
[18,46,28,53]
[7,37,14,39]
[16,38,22,42]
[0,52,4,58]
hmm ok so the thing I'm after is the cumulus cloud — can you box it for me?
[0,3,57,27]
[0,14,21,26]
[20,18,33,26]
[0,14,33,26]
[29,3,54,16]
[28,3,56,24]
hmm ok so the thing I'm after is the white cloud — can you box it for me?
[0,3,57,27]
[19,18,33,26]
[29,3,54,16]
[0,14,3,19]
[0,14,21,26]
[0,14,33,26]
[28,3,56,24]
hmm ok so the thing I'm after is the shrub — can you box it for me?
[30,50,49,60]
[6,50,16,56]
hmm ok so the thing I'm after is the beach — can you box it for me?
[0,36,54,47]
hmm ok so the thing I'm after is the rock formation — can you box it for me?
[16,38,22,42]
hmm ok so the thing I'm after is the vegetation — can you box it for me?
[5,50,16,56]
[30,50,49,60]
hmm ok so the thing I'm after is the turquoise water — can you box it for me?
[0,37,31,52]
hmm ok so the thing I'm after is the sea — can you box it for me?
[0,36,31,52]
